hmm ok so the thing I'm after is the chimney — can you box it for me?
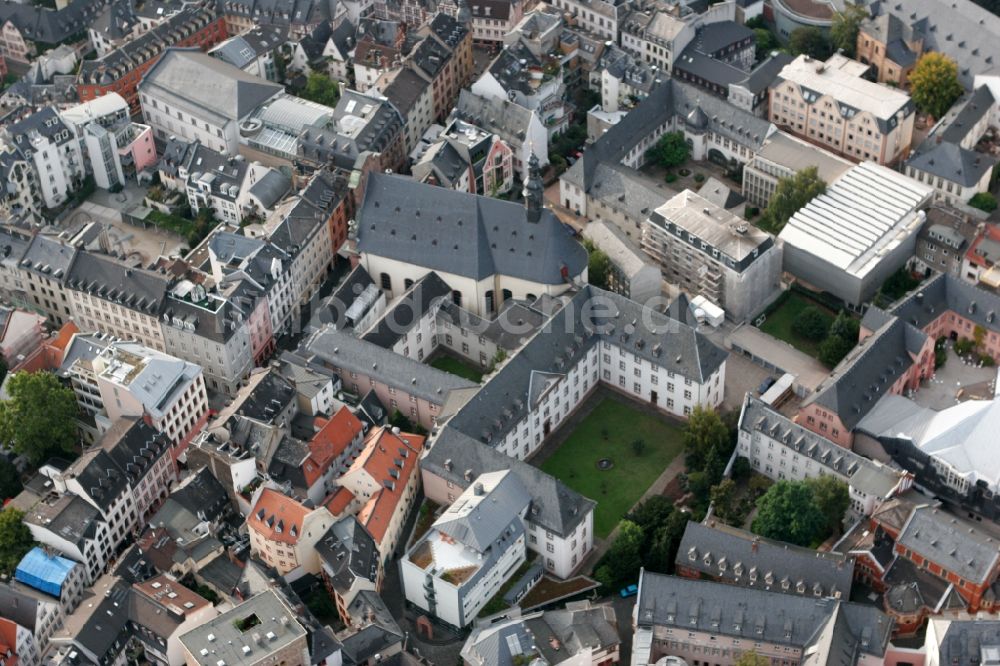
[752,536,760,553]
[473,482,484,496]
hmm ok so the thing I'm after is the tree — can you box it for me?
[595,520,644,588]
[0,457,21,501]
[806,476,850,535]
[0,508,33,576]
[759,167,826,234]
[300,71,341,107]
[736,652,772,666]
[830,3,868,58]
[646,132,690,169]
[819,310,859,368]
[583,239,611,289]
[791,306,831,341]
[388,410,428,436]
[682,406,730,472]
[970,192,999,212]
[910,53,963,120]
[752,480,826,546]
[710,478,739,524]
[645,509,689,573]
[631,438,646,456]
[753,28,778,61]
[788,27,832,60]
[0,372,79,466]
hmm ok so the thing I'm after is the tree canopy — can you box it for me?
[792,306,831,341]
[788,27,832,60]
[752,480,827,546]
[594,519,645,589]
[759,167,826,234]
[0,456,21,501]
[646,131,690,169]
[910,53,963,120]
[300,71,341,107]
[819,311,860,368]
[0,507,33,576]
[682,406,731,476]
[753,28,779,61]
[830,3,868,58]
[0,372,79,466]
[583,239,612,290]
[807,475,850,535]
[970,192,999,213]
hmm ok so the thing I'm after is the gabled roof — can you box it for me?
[249,487,312,545]
[432,470,529,552]
[897,505,1000,585]
[140,48,283,124]
[906,141,996,187]
[315,515,379,594]
[803,314,928,429]
[677,521,854,599]
[356,172,588,284]
[636,572,892,658]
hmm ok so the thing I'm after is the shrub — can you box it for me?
[791,306,830,341]
[665,172,677,183]
[969,192,998,212]
[693,173,705,183]
[955,337,976,355]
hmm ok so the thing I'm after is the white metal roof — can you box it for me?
[778,162,933,277]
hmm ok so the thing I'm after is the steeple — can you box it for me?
[523,152,543,224]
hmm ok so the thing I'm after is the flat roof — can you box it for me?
[179,590,306,666]
[751,131,853,184]
[777,54,912,122]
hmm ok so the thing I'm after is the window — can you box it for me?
[380,273,392,290]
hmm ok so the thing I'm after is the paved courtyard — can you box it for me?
[913,345,999,409]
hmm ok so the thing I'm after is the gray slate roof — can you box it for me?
[139,48,283,124]
[432,470,529,552]
[360,271,451,349]
[315,516,380,595]
[443,287,726,450]
[897,504,1000,585]
[868,0,1000,87]
[636,571,892,658]
[891,272,1000,335]
[421,427,595,538]
[357,172,587,284]
[802,314,928,429]
[906,141,996,187]
[303,325,477,403]
[676,520,854,598]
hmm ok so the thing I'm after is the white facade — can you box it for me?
[400,471,529,627]
[361,254,583,319]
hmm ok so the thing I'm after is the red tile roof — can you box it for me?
[304,407,364,486]
[324,486,356,516]
[351,427,424,545]
[249,488,311,545]
[0,617,19,666]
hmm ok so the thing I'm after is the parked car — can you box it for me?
[620,584,638,598]
[758,376,776,395]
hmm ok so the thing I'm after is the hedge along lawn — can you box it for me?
[758,291,837,357]
[537,397,685,538]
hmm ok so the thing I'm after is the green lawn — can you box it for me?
[538,398,685,538]
[758,292,837,357]
[430,355,483,383]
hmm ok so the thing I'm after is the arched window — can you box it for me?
[380,273,392,291]
[452,290,462,307]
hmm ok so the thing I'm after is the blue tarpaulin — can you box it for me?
[14,547,75,598]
